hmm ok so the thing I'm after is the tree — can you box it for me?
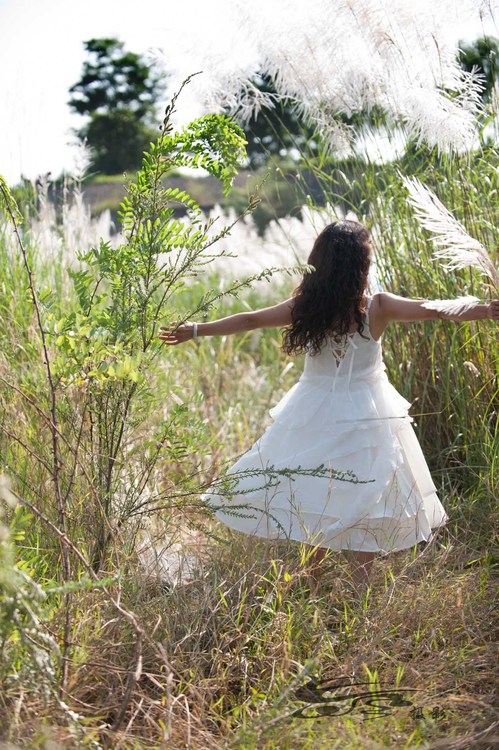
[69,38,166,174]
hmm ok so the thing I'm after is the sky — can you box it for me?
[0,0,497,184]
[0,0,229,183]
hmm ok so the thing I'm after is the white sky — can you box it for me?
[0,0,497,184]
[0,0,230,183]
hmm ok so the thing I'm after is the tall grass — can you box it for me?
[0,115,498,748]
[296,146,498,512]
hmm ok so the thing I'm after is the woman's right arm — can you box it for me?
[159,298,294,346]
[371,292,499,339]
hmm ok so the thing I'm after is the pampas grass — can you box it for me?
[421,295,481,315]
[402,175,499,300]
[167,0,486,153]
[1,162,498,748]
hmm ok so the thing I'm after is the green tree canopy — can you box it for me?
[69,38,166,174]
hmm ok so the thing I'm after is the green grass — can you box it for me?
[0,135,498,749]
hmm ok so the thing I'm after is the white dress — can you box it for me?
[206,298,448,553]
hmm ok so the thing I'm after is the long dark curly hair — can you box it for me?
[282,220,371,356]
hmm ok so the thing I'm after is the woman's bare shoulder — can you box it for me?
[366,293,385,340]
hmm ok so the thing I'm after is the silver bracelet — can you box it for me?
[192,322,198,340]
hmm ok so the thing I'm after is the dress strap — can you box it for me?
[364,296,375,340]
[365,296,372,322]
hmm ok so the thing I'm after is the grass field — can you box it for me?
[0,114,497,749]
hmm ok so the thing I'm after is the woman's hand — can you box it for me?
[487,300,499,320]
[158,299,294,345]
[159,322,195,345]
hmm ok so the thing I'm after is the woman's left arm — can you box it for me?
[160,298,294,345]
[369,293,499,340]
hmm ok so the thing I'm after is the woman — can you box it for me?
[160,221,499,587]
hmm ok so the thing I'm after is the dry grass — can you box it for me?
[1,517,497,749]
[1,118,498,750]
[0,289,496,748]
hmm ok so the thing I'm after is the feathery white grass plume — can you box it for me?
[487,80,499,142]
[166,0,486,153]
[421,296,480,315]
[402,175,499,289]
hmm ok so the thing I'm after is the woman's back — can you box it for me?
[303,299,385,386]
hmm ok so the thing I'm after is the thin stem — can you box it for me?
[0,187,72,691]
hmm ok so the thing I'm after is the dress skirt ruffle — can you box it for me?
[204,299,448,554]
[205,371,448,554]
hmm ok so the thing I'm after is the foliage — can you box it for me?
[47,91,252,568]
[0,492,67,730]
[81,110,156,175]
[0,85,265,739]
[68,38,166,174]
[69,38,161,118]
[1,56,498,750]
[0,175,22,223]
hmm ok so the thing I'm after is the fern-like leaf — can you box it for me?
[0,175,22,224]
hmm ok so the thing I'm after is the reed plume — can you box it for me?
[167,0,487,153]
[402,175,498,314]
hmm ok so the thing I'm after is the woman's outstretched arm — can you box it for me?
[371,292,499,339]
[159,298,294,346]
